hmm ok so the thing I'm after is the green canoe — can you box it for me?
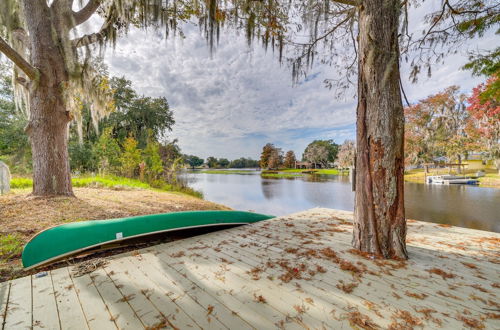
[22,210,274,270]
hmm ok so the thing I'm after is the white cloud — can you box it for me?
[101,6,494,160]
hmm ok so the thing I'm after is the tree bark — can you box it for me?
[352,0,407,259]
[23,0,74,196]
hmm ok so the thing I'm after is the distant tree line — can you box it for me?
[180,154,260,169]
[200,156,259,169]
[259,140,351,170]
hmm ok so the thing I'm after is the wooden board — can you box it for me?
[68,272,117,330]
[51,267,89,329]
[3,277,31,330]
[0,281,10,328]
[32,273,59,330]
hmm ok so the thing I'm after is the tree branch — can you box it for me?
[0,37,38,80]
[71,20,111,48]
[331,0,359,6]
[16,76,30,89]
[72,32,102,48]
[73,0,101,26]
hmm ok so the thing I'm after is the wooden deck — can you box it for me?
[1,208,499,329]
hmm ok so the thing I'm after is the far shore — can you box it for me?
[198,167,500,187]
[404,168,500,188]
[199,168,347,178]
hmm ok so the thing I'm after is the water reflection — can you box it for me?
[182,172,500,232]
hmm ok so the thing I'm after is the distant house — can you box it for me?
[463,152,496,170]
[432,156,448,164]
[295,161,322,169]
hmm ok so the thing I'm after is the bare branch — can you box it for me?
[71,21,110,48]
[331,0,359,6]
[0,37,38,80]
[294,12,354,61]
[73,0,101,26]
[16,76,30,89]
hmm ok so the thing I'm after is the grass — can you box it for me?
[478,172,500,188]
[272,168,346,175]
[261,173,303,178]
[10,177,32,189]
[11,175,203,198]
[315,169,344,175]
[0,234,23,261]
[201,170,257,175]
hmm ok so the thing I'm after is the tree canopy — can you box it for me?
[303,140,339,167]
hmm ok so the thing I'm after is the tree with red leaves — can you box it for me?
[467,76,500,173]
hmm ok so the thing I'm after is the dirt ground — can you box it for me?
[0,187,229,281]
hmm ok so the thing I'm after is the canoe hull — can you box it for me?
[22,210,274,270]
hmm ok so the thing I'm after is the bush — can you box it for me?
[10,177,32,189]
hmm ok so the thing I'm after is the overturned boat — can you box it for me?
[22,210,274,270]
[426,175,479,185]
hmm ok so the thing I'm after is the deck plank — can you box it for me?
[210,232,468,329]
[69,272,117,330]
[90,268,144,330]
[32,272,60,330]
[224,227,496,307]
[232,224,499,309]
[157,231,459,329]
[51,267,89,329]
[105,256,201,329]
[3,277,31,330]
[127,251,255,330]
[152,249,304,329]
[0,280,10,328]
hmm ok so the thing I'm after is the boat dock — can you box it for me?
[1,208,499,329]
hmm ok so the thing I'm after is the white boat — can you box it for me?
[426,175,479,185]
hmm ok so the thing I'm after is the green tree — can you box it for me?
[206,157,219,168]
[93,127,121,175]
[184,155,204,169]
[69,141,97,173]
[303,140,338,168]
[218,158,230,168]
[105,77,175,148]
[229,158,259,168]
[143,134,164,181]
[120,136,141,178]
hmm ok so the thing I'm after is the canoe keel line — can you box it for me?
[22,210,274,270]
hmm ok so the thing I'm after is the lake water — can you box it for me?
[182,171,500,232]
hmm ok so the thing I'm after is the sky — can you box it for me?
[90,2,497,160]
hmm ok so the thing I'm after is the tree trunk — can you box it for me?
[24,0,74,196]
[352,0,407,259]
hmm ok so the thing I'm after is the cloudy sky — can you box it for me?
[93,2,496,160]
